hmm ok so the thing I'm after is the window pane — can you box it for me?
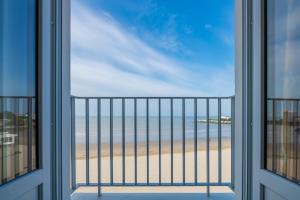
[0,0,37,185]
[266,0,300,183]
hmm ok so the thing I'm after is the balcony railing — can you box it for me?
[71,96,235,196]
[266,98,300,184]
[0,96,37,185]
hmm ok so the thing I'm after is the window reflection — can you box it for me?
[0,0,37,185]
[266,0,300,183]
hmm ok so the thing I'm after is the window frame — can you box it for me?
[0,0,40,186]
[263,0,300,185]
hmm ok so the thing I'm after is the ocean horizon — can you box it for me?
[75,116,232,144]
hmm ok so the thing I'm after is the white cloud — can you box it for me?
[71,1,234,97]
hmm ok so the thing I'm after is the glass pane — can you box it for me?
[0,0,37,185]
[266,0,300,183]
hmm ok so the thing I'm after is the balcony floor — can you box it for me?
[72,193,234,200]
[71,187,235,200]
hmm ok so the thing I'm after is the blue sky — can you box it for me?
[71,0,234,97]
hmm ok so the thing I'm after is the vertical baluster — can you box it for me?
[5,98,14,180]
[159,98,161,185]
[206,98,210,196]
[110,98,113,185]
[28,97,33,172]
[275,100,281,173]
[285,100,289,177]
[122,98,125,185]
[0,97,3,184]
[2,98,7,182]
[97,99,102,196]
[146,98,149,185]
[272,99,275,171]
[134,98,137,185]
[218,98,222,183]
[182,98,185,184]
[194,98,197,184]
[293,100,298,180]
[296,100,299,180]
[71,97,76,190]
[86,99,90,185]
[8,98,16,179]
[14,98,20,177]
[32,98,36,170]
[231,97,235,189]
[171,98,174,185]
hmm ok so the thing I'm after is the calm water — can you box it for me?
[75,116,232,144]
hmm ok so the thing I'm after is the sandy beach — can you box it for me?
[75,138,232,192]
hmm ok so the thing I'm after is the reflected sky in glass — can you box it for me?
[0,0,36,97]
[267,0,300,99]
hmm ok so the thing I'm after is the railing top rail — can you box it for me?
[0,96,35,98]
[71,96,235,99]
[267,97,300,101]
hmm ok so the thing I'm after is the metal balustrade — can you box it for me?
[265,98,300,184]
[71,96,235,196]
[0,96,37,185]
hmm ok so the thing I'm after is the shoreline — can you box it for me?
[75,138,231,159]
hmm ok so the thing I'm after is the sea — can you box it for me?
[74,116,232,144]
